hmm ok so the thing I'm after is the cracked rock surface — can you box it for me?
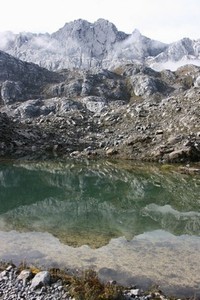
[0,52,199,163]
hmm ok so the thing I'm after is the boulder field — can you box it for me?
[0,50,199,163]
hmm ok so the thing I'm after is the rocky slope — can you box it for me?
[0,48,199,163]
[0,50,62,105]
[1,19,200,71]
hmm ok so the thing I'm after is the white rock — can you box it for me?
[30,271,51,290]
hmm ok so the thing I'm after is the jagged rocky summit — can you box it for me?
[0,18,200,163]
[0,18,200,71]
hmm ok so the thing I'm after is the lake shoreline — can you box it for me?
[0,159,199,299]
[0,229,200,299]
[0,262,199,300]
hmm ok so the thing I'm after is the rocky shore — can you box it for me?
[0,264,182,300]
[0,265,71,300]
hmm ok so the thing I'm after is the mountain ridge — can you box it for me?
[0,18,200,71]
[0,19,200,164]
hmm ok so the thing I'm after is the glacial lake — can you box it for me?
[0,158,200,297]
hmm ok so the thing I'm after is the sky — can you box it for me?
[0,0,200,43]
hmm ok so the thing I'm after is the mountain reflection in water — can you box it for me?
[0,159,200,296]
[0,159,199,248]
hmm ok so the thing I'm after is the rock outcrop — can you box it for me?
[0,50,62,105]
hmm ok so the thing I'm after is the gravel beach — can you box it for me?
[0,264,175,300]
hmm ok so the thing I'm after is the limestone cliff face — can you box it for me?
[1,18,199,71]
[0,19,128,70]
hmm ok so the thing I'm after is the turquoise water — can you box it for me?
[0,159,200,295]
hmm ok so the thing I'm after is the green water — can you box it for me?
[0,159,199,247]
[0,159,200,296]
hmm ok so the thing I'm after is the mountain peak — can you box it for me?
[132,28,142,37]
[0,18,199,71]
[95,18,111,24]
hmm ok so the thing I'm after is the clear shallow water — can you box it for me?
[0,159,200,296]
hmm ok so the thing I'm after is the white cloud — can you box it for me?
[0,31,15,49]
[151,59,200,72]
[31,36,60,52]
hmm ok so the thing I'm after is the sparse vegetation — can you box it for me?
[68,269,124,300]
[0,261,199,299]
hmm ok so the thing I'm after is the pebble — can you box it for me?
[0,266,71,300]
[0,265,172,300]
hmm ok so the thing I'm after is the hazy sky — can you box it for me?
[1,0,199,43]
